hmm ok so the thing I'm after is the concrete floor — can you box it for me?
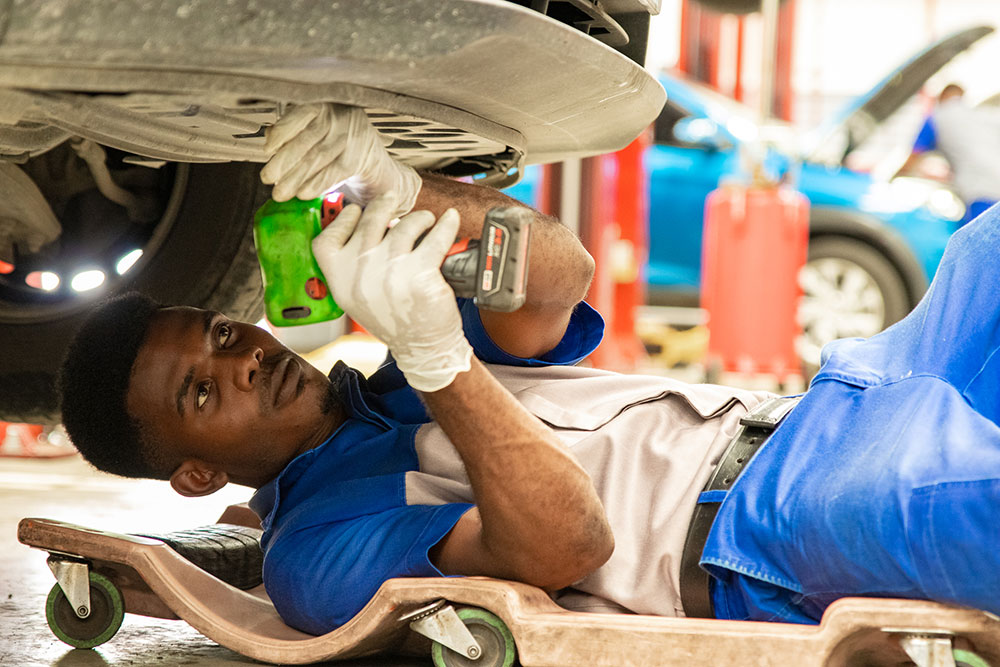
[0,453,428,666]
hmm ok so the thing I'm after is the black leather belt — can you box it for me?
[679,395,802,619]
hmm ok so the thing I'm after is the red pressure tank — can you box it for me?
[701,183,809,381]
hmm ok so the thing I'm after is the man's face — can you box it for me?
[127,307,339,488]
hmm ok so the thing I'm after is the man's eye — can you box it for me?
[217,323,232,346]
[196,382,211,408]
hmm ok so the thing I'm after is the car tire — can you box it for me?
[137,524,264,591]
[0,162,266,425]
[798,235,910,370]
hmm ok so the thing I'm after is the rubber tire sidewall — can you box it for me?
[0,161,266,425]
[806,235,912,330]
[799,235,912,378]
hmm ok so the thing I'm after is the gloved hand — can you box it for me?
[261,103,422,217]
[312,192,472,392]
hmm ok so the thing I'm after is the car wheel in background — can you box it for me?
[797,235,910,372]
[0,159,266,425]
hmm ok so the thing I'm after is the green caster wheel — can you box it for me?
[954,649,992,667]
[45,571,125,649]
[431,607,517,667]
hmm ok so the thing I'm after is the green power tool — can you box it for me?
[253,196,532,327]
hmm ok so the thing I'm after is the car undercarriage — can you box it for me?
[0,0,665,423]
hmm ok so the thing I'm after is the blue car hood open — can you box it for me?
[804,25,993,165]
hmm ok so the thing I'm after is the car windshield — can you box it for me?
[684,79,757,121]
[675,77,787,143]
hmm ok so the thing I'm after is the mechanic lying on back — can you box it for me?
[59,104,1000,635]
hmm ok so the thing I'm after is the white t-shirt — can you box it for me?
[932,99,1000,203]
[407,363,774,617]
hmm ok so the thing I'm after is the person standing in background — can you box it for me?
[898,83,1000,224]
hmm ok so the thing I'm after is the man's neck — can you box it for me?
[297,404,345,460]
[240,408,345,490]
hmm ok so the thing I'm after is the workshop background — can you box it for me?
[2,1,1000,665]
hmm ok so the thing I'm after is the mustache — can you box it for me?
[258,352,291,390]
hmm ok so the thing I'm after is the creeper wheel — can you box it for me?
[45,571,124,649]
[431,607,517,667]
[954,649,991,667]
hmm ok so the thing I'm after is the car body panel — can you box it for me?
[797,164,952,284]
[0,0,666,173]
[0,0,667,423]
[645,144,736,290]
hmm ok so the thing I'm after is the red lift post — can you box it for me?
[538,130,652,371]
[582,132,651,370]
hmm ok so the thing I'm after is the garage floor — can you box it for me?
[0,453,428,666]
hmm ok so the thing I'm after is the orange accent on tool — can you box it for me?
[321,193,345,230]
[446,238,471,256]
[0,260,12,274]
[304,277,328,300]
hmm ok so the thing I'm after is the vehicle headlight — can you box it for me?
[923,187,966,222]
[865,177,966,222]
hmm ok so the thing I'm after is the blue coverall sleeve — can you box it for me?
[911,116,937,153]
[366,298,605,396]
[262,503,473,635]
[458,297,604,366]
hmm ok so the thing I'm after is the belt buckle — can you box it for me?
[739,395,801,429]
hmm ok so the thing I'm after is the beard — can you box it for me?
[319,376,343,418]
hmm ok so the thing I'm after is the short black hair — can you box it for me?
[58,292,173,479]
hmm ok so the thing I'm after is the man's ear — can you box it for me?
[169,460,229,497]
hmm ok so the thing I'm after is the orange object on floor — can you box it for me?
[701,184,809,381]
[0,422,76,458]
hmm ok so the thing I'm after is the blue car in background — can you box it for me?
[506,26,989,367]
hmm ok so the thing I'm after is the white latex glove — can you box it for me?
[261,103,422,217]
[312,192,472,392]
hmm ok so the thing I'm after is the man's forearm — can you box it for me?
[414,173,595,310]
[414,173,595,359]
[422,359,614,589]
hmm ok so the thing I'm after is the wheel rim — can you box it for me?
[797,256,887,367]
[45,571,125,649]
[0,147,189,324]
[430,608,516,667]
